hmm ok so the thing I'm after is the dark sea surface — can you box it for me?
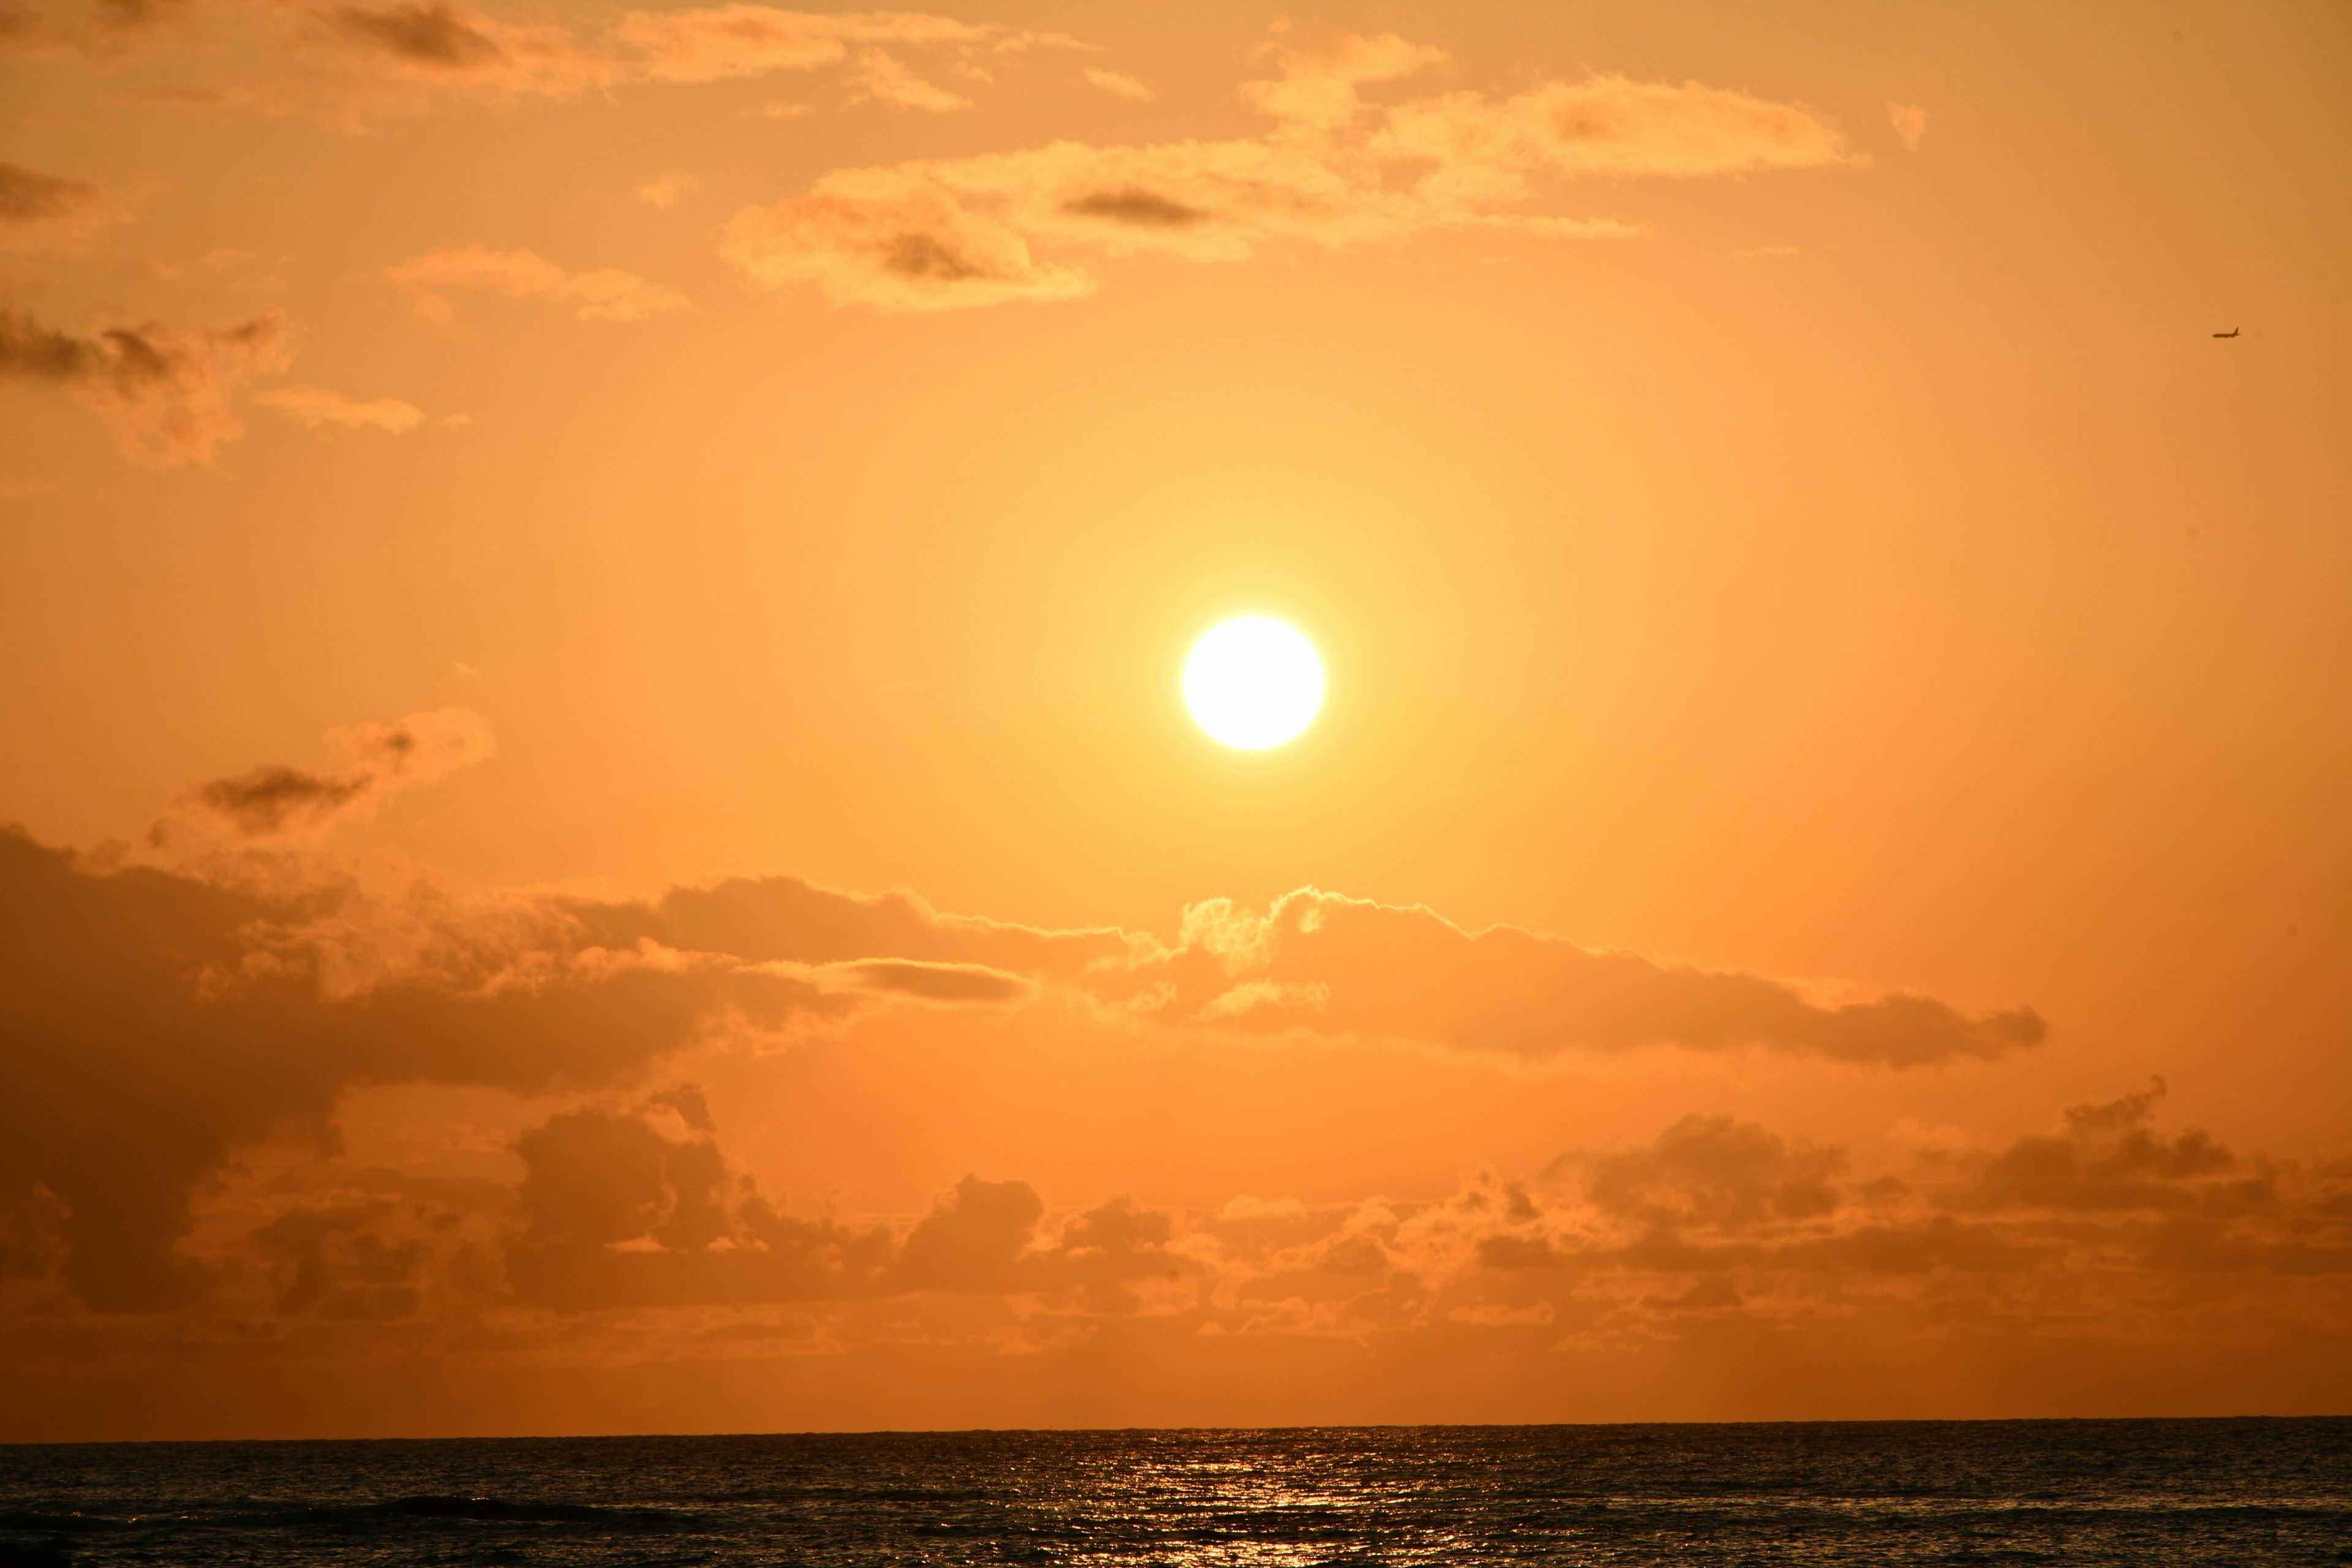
[1,1419,2346,1566]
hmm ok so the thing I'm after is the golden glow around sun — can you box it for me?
[1183,617,1324,749]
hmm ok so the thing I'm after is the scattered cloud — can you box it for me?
[384,244,692,328]
[255,383,429,432]
[0,306,290,464]
[720,28,1847,311]
[16,1,1100,120]
[1081,66,1150,102]
[846,46,970,111]
[612,3,846,84]
[1888,101,1928,151]
[635,170,701,209]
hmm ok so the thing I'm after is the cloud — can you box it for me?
[1583,1115,1845,1231]
[0,714,2052,1316]
[0,160,131,250]
[829,959,1031,1004]
[1101,889,2045,1067]
[612,4,845,83]
[719,168,1096,311]
[0,306,290,464]
[1888,101,1928,152]
[157,707,494,841]
[1973,1078,2251,1215]
[18,1,1096,119]
[0,717,1108,1311]
[892,1175,1044,1292]
[383,245,692,328]
[846,46,970,111]
[298,1,618,103]
[720,29,1845,311]
[255,383,428,432]
[0,0,192,58]
[635,170,701,209]
[1080,66,1148,102]
[3,749,2341,1360]
[0,824,845,1310]
[505,1096,895,1311]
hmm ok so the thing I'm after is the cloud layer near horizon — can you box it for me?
[0,714,2044,1310]
[8,1060,2345,1374]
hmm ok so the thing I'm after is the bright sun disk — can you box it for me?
[1184,617,1323,749]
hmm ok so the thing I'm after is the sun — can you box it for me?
[1183,617,1324,749]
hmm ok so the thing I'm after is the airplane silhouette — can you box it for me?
[2214,328,2240,338]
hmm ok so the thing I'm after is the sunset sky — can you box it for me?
[2,0,2348,1440]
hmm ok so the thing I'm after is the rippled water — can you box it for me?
[2,1419,2346,1566]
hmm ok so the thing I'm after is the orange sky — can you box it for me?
[2,0,2348,1439]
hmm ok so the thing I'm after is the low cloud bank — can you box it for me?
[1,714,2041,1310]
[9,1070,2342,1370]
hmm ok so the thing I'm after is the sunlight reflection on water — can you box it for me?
[1,1419,2345,1566]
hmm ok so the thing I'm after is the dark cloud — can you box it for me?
[0,728,2067,1317]
[1489,1091,2350,1296]
[0,309,100,379]
[1061,189,1207,228]
[1977,1079,2250,1214]
[1584,1114,1845,1231]
[162,708,494,840]
[0,827,835,1310]
[0,161,103,225]
[505,1100,902,1312]
[0,306,290,464]
[1115,891,2046,1068]
[892,1175,1044,1294]
[254,1197,429,1318]
[884,231,1003,282]
[323,1,503,69]
[842,959,1030,1004]
[193,765,372,835]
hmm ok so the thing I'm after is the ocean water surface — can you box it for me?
[1,1418,2346,1566]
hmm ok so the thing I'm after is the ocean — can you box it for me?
[1,1419,2346,1566]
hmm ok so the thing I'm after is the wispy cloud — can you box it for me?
[1081,66,1150,102]
[255,382,429,432]
[1888,101,1928,151]
[384,244,693,328]
[634,170,701,209]
[845,45,969,111]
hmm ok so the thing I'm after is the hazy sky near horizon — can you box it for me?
[2,0,2348,1438]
